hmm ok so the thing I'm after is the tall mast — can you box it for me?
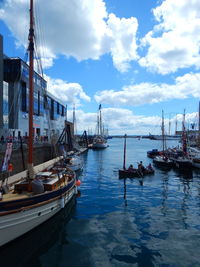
[123,134,127,170]
[28,0,34,178]
[99,105,102,136]
[168,114,171,135]
[175,113,178,135]
[161,110,165,153]
[182,109,187,154]
[97,112,99,135]
[73,104,76,135]
[199,102,200,147]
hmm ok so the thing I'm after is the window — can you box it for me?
[3,81,9,127]
[33,90,39,115]
[57,102,60,114]
[21,82,27,112]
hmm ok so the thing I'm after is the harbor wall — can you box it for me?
[0,144,63,180]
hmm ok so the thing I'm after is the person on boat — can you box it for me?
[138,161,145,172]
[128,164,134,172]
[147,163,153,171]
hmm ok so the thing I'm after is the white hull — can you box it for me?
[93,143,108,149]
[0,186,76,247]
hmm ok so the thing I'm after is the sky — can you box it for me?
[0,0,200,135]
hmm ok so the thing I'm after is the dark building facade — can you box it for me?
[0,34,68,140]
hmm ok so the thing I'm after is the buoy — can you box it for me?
[76,180,81,186]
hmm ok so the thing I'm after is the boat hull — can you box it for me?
[118,169,154,178]
[0,182,76,247]
[92,143,108,149]
[192,158,200,168]
[153,157,174,169]
[172,158,193,171]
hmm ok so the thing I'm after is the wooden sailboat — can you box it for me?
[153,110,174,169]
[0,0,77,247]
[170,109,192,171]
[119,134,154,178]
[92,104,108,149]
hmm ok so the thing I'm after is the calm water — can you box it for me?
[2,138,200,267]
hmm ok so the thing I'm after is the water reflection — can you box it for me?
[123,178,127,207]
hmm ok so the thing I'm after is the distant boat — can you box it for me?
[152,110,174,169]
[147,149,160,158]
[168,109,193,171]
[93,104,108,149]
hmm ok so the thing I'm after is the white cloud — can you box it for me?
[44,75,90,106]
[140,0,200,74]
[67,107,161,135]
[67,107,198,135]
[95,72,200,106]
[104,13,139,72]
[0,0,139,72]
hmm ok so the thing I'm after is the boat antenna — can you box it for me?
[27,0,34,179]
[123,134,127,170]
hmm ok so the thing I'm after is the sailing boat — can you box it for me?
[169,109,193,170]
[119,134,154,178]
[0,0,77,247]
[153,110,174,169]
[92,104,108,149]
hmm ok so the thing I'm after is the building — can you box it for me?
[0,34,68,140]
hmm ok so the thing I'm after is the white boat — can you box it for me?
[0,158,77,247]
[92,104,108,149]
[93,136,108,149]
[0,0,77,247]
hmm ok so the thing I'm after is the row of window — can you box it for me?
[21,82,66,119]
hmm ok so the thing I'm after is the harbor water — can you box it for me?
[1,138,200,266]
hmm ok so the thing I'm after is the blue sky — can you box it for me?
[0,0,200,135]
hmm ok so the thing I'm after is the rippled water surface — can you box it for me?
[2,138,200,267]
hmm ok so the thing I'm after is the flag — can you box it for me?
[2,142,13,172]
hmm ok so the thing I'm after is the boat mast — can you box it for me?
[97,111,99,136]
[28,0,34,179]
[199,101,200,147]
[168,114,171,136]
[161,110,165,154]
[73,104,76,136]
[123,134,127,170]
[182,109,187,154]
[175,114,178,135]
[99,104,102,136]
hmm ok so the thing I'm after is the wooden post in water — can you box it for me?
[123,134,127,170]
